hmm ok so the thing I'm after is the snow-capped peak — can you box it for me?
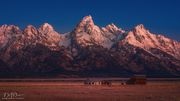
[0,24,20,30]
[103,23,125,34]
[0,25,22,50]
[125,24,159,47]
[72,16,126,49]
[123,24,180,59]
[24,25,38,36]
[133,24,150,34]
[39,23,54,32]
[0,24,21,34]
[78,15,94,27]
[25,25,37,30]
[0,24,8,30]
[74,15,96,33]
[135,24,145,30]
[106,23,119,30]
[81,15,94,25]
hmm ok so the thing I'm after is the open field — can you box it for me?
[0,79,180,101]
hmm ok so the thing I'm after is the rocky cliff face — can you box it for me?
[0,16,180,77]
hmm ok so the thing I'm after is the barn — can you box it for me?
[126,75,147,85]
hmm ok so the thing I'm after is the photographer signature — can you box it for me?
[1,92,24,100]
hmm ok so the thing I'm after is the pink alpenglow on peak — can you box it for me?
[82,15,94,24]
[0,16,180,77]
[75,15,95,33]
[72,16,126,49]
[104,23,125,34]
[39,23,54,33]
[124,24,180,59]
[135,24,145,29]
[0,24,21,34]
[24,25,38,36]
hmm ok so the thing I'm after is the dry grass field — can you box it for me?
[0,81,180,101]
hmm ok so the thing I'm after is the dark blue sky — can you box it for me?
[0,0,179,41]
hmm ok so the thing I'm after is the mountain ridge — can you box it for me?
[0,16,180,77]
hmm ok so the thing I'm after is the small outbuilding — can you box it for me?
[126,75,147,85]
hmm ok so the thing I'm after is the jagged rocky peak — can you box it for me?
[39,23,61,43]
[24,25,38,35]
[0,24,19,31]
[106,23,119,30]
[124,24,159,49]
[130,24,154,37]
[0,25,22,50]
[38,23,61,38]
[81,15,94,25]
[0,24,21,34]
[135,24,145,30]
[133,24,150,34]
[0,24,8,29]
[73,16,126,49]
[131,24,177,44]
[122,24,180,59]
[103,23,125,34]
[39,23,54,32]
[74,15,97,33]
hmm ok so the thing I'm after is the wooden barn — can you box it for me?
[84,79,112,86]
[126,75,147,85]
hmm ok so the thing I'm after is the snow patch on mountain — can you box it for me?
[59,32,71,48]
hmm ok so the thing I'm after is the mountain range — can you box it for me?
[0,16,180,77]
